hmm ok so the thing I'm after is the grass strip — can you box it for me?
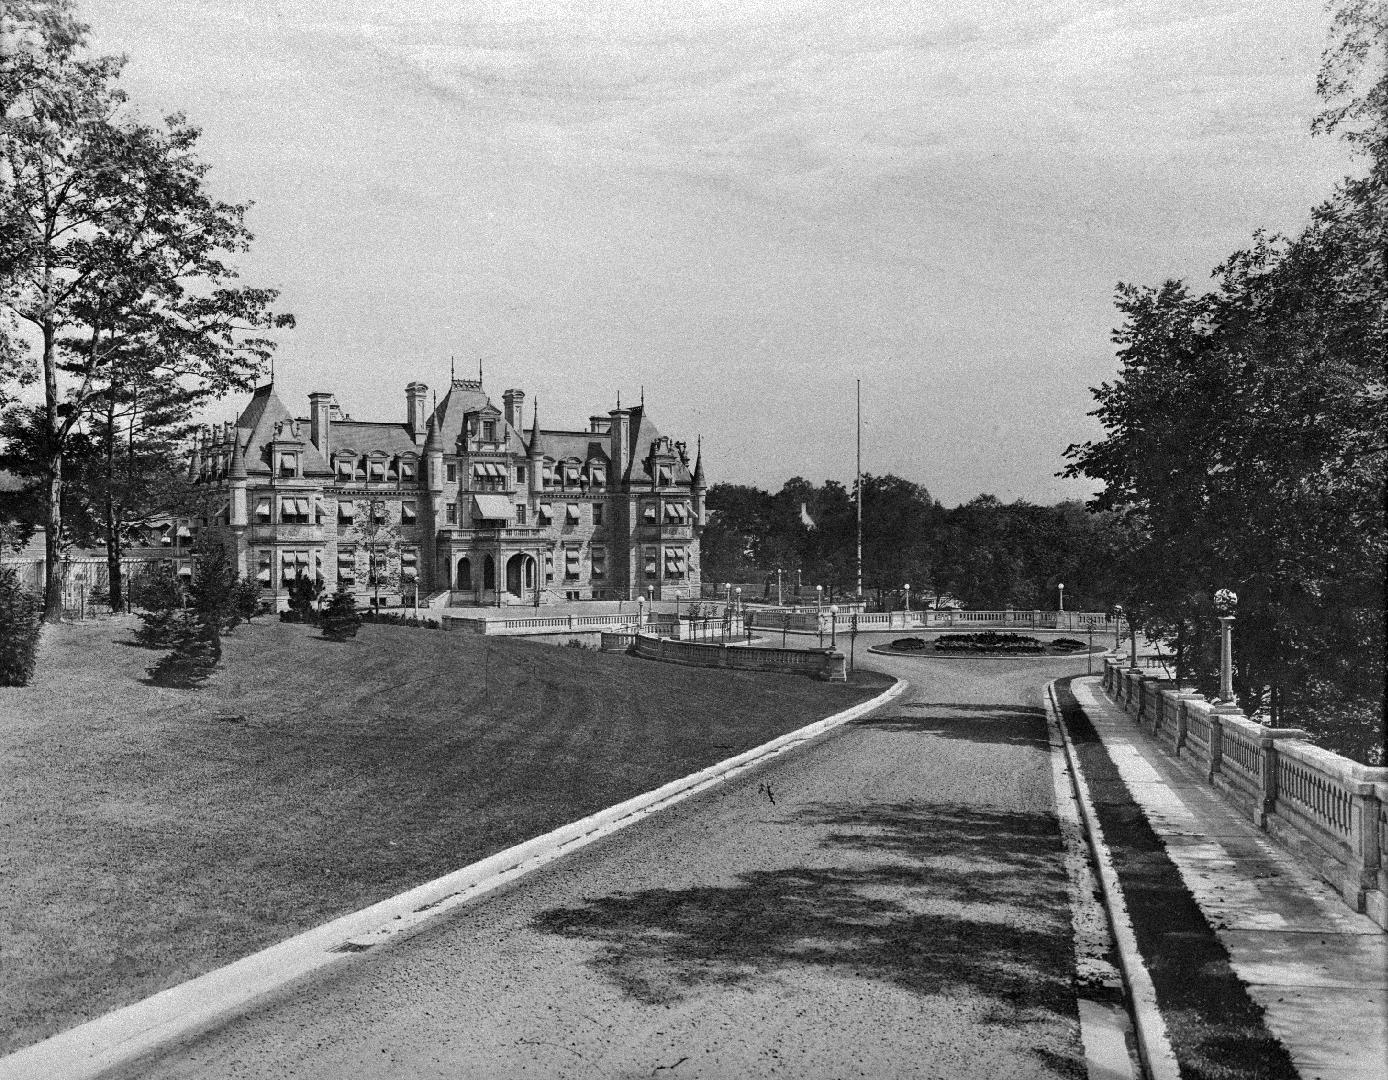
[0,616,888,1054]
[1052,676,1297,1080]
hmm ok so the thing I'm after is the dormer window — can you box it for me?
[400,459,416,482]
[336,458,354,480]
[657,464,673,486]
[278,451,299,478]
[588,463,606,488]
[368,458,386,481]
[482,419,496,442]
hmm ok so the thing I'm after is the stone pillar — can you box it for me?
[1218,615,1236,703]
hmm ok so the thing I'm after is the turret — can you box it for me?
[691,436,706,526]
[229,429,248,527]
[425,417,444,493]
[528,400,543,498]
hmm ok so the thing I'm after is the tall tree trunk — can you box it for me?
[104,394,122,611]
[41,322,63,622]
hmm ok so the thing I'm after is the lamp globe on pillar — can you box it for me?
[1057,582,1064,613]
[1214,589,1238,704]
[829,604,839,648]
[904,583,911,613]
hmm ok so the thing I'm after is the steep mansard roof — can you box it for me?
[234,384,332,477]
[327,421,418,458]
[426,379,526,455]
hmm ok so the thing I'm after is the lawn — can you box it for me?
[0,615,889,1054]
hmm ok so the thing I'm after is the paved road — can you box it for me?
[114,651,1095,1080]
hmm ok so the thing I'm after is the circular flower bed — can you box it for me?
[881,631,1099,656]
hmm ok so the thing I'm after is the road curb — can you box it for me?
[1046,678,1180,1080]
[0,677,905,1080]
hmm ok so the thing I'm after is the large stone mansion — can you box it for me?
[194,376,706,608]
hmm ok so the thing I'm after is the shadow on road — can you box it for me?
[850,703,1048,745]
[531,802,1074,1024]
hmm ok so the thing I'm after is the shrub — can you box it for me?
[132,565,187,649]
[321,587,361,641]
[282,574,322,624]
[0,566,41,686]
[1052,638,1088,651]
[231,578,263,624]
[890,637,927,651]
[146,610,221,688]
[189,542,241,633]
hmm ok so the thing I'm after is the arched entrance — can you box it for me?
[505,553,535,598]
[455,556,472,591]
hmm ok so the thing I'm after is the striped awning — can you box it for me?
[471,494,514,521]
[566,503,580,523]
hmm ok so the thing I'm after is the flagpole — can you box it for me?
[856,378,862,601]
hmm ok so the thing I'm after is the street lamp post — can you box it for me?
[829,604,839,648]
[849,614,858,673]
[1112,604,1124,653]
[636,594,645,631]
[735,587,743,641]
[904,583,911,617]
[1215,589,1238,704]
[776,567,782,606]
[1058,582,1065,613]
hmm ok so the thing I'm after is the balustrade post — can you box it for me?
[1207,712,1223,783]
[1353,784,1383,905]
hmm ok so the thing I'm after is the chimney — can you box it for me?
[309,392,333,455]
[502,388,525,432]
[406,382,429,444]
[609,407,630,482]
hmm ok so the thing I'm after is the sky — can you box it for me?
[80,0,1354,507]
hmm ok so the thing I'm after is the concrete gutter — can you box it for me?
[0,678,905,1080]
[1046,680,1181,1080]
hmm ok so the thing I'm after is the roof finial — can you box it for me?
[617,390,621,410]
[478,357,483,384]
[269,354,275,386]
[450,356,455,381]
[640,385,644,407]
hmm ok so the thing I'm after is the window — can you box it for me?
[401,501,417,525]
[278,451,298,478]
[472,464,504,491]
[563,463,580,486]
[482,420,496,442]
[644,546,658,579]
[588,464,606,488]
[591,546,606,579]
[280,497,310,524]
[400,548,418,581]
[280,549,311,586]
[338,501,355,524]
[337,548,356,584]
[446,502,457,524]
[256,550,272,585]
[368,458,386,481]
[565,503,581,525]
[643,503,657,524]
[657,465,672,486]
[400,459,416,482]
[516,504,527,524]
[564,547,580,580]
[545,551,554,582]
[254,498,272,524]
[664,501,688,524]
[538,503,553,524]
[372,502,389,524]
[665,546,686,580]
[336,458,354,480]
[593,503,604,526]
[516,465,526,484]
[446,463,458,483]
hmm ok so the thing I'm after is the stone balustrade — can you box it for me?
[747,608,1118,633]
[1102,658,1388,928]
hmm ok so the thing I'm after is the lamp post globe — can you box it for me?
[904,583,911,613]
[829,604,839,648]
[1058,582,1065,613]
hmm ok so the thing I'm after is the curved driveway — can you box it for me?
[115,647,1095,1080]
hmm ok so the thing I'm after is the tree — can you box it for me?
[0,563,40,685]
[0,4,291,621]
[356,498,401,610]
[321,586,360,641]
